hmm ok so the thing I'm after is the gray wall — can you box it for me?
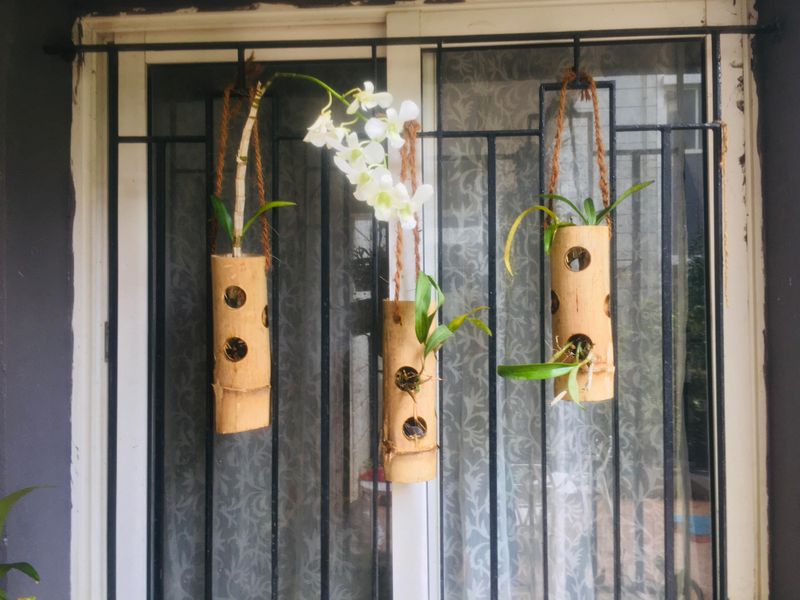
[0,0,74,598]
[0,0,798,597]
[756,0,800,595]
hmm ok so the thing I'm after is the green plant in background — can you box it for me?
[0,488,40,600]
[504,181,654,271]
[394,272,491,393]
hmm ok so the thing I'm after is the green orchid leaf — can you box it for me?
[466,317,493,337]
[538,193,588,224]
[497,362,576,380]
[447,306,489,332]
[0,562,40,583]
[583,197,597,224]
[242,201,296,236]
[0,487,37,538]
[415,272,433,344]
[504,205,558,276]
[595,180,655,222]
[210,195,234,243]
[0,587,7,600]
[544,222,574,256]
[424,324,454,358]
[567,365,584,408]
[426,274,445,312]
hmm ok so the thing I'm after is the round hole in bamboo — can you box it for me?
[224,337,248,362]
[565,246,591,272]
[395,366,420,393]
[566,333,594,361]
[224,286,247,308]
[262,305,269,328]
[551,290,560,314]
[402,416,428,440]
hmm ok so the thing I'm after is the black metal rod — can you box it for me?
[106,47,119,600]
[320,150,331,600]
[119,135,206,144]
[660,129,675,600]
[435,39,446,600]
[537,81,550,600]
[53,24,774,55]
[270,97,282,600]
[712,125,728,600]
[487,135,499,600]
[608,81,622,600]
[419,128,541,139]
[203,96,215,600]
[712,34,722,122]
[369,43,381,600]
[147,140,167,600]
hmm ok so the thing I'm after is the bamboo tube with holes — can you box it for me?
[382,300,437,482]
[550,225,615,402]
[212,254,271,433]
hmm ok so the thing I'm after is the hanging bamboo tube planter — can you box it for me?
[547,69,615,402]
[550,225,615,402]
[382,300,438,483]
[211,79,281,434]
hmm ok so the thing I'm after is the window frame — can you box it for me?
[69,2,767,599]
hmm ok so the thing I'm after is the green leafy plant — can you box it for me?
[504,181,654,274]
[210,196,295,246]
[498,338,594,406]
[393,272,491,394]
[0,488,40,600]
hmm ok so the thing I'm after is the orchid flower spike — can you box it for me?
[347,81,393,114]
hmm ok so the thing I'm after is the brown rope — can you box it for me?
[393,220,404,320]
[548,68,611,224]
[249,88,272,272]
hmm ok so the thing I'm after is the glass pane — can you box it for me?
[433,39,710,599]
[151,58,390,600]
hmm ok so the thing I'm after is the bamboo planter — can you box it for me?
[211,254,271,433]
[382,300,437,483]
[550,225,615,402]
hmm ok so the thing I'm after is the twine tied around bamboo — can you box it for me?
[548,68,611,228]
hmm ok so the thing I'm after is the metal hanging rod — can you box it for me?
[45,23,776,60]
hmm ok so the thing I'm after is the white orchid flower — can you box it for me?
[394,183,433,229]
[303,110,346,150]
[334,133,385,169]
[364,100,420,149]
[352,166,390,201]
[356,169,411,221]
[346,81,393,114]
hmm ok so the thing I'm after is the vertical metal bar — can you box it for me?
[660,129,675,600]
[270,95,282,600]
[320,150,331,600]
[572,36,581,75]
[537,82,550,600]
[608,81,622,600]
[203,95,215,600]
[487,135,499,600]
[107,46,119,600]
[237,47,246,91]
[435,40,446,600]
[369,43,381,600]
[147,141,167,600]
[711,33,728,600]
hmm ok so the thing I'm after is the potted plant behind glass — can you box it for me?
[299,80,491,482]
[499,69,652,405]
